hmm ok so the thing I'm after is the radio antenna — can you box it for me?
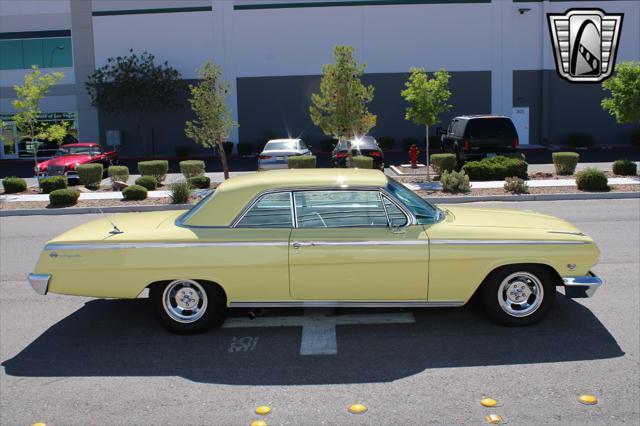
[97,206,123,235]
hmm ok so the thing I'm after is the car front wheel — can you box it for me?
[150,279,226,334]
[480,265,555,326]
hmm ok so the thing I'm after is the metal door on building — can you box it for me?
[512,107,529,145]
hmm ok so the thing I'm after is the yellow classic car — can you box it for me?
[29,169,602,333]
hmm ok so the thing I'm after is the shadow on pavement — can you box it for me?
[2,294,623,385]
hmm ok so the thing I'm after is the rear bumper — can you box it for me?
[28,273,50,296]
[563,271,602,298]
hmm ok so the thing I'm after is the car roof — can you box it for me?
[62,143,99,147]
[182,169,388,227]
[453,115,510,120]
[266,138,301,143]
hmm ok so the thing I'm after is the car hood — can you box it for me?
[48,210,191,244]
[39,155,91,168]
[441,205,584,233]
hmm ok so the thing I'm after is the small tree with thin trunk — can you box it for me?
[601,61,640,125]
[310,45,376,165]
[185,62,236,180]
[85,49,181,155]
[12,66,65,176]
[401,68,452,180]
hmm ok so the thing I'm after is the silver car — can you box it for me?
[258,138,312,170]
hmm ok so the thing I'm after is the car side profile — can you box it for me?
[257,138,312,170]
[441,115,519,166]
[35,143,117,180]
[29,169,602,334]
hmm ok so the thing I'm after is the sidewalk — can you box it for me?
[0,188,212,202]
[404,176,640,191]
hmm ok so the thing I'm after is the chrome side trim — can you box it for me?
[548,230,586,236]
[45,241,289,251]
[563,271,603,298]
[28,273,50,296]
[289,240,427,247]
[229,301,464,308]
[430,239,591,245]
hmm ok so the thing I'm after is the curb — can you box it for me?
[0,204,192,217]
[429,191,640,204]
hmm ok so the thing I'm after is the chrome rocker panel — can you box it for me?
[28,273,51,296]
[563,271,602,298]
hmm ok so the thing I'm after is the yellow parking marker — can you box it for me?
[349,403,368,414]
[485,413,506,424]
[480,397,498,407]
[250,420,267,426]
[255,406,272,415]
[578,394,598,405]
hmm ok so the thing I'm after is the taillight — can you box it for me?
[368,151,382,157]
[463,139,470,150]
[335,152,349,158]
[513,138,519,148]
[258,155,271,160]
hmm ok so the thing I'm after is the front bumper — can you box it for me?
[28,273,50,295]
[563,271,602,298]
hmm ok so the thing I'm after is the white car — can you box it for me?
[258,138,312,170]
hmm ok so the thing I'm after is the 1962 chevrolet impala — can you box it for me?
[29,169,602,333]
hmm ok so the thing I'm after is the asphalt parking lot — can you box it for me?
[1,199,638,425]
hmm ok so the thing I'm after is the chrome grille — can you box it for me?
[48,165,65,176]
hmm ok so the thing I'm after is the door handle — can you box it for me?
[291,241,301,249]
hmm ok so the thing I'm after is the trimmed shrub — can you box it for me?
[352,155,374,169]
[138,160,168,184]
[122,184,148,201]
[612,159,637,176]
[462,156,528,181]
[632,128,640,147]
[179,160,205,179]
[576,167,609,191]
[441,170,470,193]
[39,176,67,193]
[552,152,580,175]
[2,176,27,193]
[320,138,336,152]
[430,153,456,175]
[567,132,595,148]
[504,177,529,194]
[49,189,80,207]
[377,137,395,150]
[174,145,191,157]
[77,163,103,189]
[135,175,158,191]
[288,155,317,169]
[188,175,211,189]
[223,141,234,155]
[401,137,420,151]
[108,165,129,189]
[170,180,191,204]
[238,142,254,156]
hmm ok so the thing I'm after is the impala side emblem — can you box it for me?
[547,9,623,83]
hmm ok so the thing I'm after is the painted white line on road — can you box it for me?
[222,309,415,356]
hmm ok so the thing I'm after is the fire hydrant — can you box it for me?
[409,144,420,169]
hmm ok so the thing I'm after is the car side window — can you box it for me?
[236,192,293,228]
[383,196,408,227]
[294,191,388,228]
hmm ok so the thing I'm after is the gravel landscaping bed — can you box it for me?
[416,184,639,198]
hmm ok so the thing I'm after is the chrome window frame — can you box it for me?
[233,191,295,229]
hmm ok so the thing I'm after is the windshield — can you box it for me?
[178,190,216,225]
[56,146,93,156]
[265,141,299,151]
[386,178,440,224]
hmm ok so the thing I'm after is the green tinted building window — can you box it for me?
[0,37,73,70]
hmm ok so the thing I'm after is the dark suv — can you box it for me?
[440,115,519,165]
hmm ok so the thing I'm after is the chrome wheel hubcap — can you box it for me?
[498,272,544,317]
[162,279,208,323]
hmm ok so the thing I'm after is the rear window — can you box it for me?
[265,141,299,150]
[464,118,517,139]
[336,138,378,150]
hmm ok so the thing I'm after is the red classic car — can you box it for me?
[35,143,117,180]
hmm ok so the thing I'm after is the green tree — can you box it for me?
[310,45,376,164]
[601,61,640,125]
[85,49,181,155]
[12,66,64,174]
[401,68,452,180]
[185,62,236,180]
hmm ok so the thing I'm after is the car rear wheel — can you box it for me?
[150,279,226,334]
[480,265,555,326]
